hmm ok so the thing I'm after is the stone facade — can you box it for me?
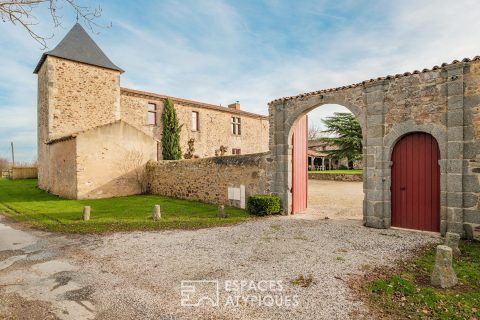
[147,153,271,207]
[36,27,269,200]
[42,121,157,199]
[121,88,269,158]
[269,58,480,235]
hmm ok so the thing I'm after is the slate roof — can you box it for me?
[34,23,123,74]
[269,56,480,105]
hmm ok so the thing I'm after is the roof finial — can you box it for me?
[76,12,79,23]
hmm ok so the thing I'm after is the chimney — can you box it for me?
[228,101,240,110]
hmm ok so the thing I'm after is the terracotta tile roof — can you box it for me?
[121,87,268,120]
[269,56,480,105]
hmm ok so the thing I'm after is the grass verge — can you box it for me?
[0,179,252,234]
[352,241,480,319]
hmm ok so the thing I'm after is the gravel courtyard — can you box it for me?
[0,215,440,320]
[306,180,363,220]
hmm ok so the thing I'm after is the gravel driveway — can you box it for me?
[0,216,439,320]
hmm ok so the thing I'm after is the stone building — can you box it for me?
[307,140,360,170]
[35,24,268,199]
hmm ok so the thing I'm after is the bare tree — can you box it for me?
[0,0,107,49]
[308,124,323,141]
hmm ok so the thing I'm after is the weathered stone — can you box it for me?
[152,204,161,221]
[431,245,458,288]
[82,206,91,221]
[444,232,461,256]
[217,205,226,218]
[463,223,480,241]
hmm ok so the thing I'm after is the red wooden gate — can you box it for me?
[292,115,308,214]
[391,132,440,232]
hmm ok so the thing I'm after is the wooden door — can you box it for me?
[391,132,440,232]
[292,115,308,214]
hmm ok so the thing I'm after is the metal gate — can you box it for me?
[391,132,440,232]
[292,115,308,214]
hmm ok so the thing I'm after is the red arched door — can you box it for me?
[391,132,440,232]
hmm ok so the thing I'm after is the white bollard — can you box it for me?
[82,206,91,221]
[217,205,226,218]
[153,205,161,221]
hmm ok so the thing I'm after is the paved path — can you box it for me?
[0,214,439,320]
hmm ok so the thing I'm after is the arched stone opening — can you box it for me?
[268,60,479,235]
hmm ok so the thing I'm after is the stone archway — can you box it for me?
[268,59,480,235]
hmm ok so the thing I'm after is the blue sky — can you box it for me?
[1,0,480,161]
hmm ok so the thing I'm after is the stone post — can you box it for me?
[153,205,161,221]
[217,205,226,218]
[82,206,91,221]
[444,232,461,256]
[431,245,458,288]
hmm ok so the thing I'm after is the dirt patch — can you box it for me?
[0,289,59,320]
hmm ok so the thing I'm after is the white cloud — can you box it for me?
[1,0,480,161]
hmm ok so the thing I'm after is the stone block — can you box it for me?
[444,232,461,256]
[447,95,464,110]
[463,175,480,193]
[464,193,479,208]
[447,111,464,127]
[447,126,463,142]
[444,159,465,174]
[367,125,384,138]
[446,174,462,192]
[464,210,480,225]
[463,223,480,241]
[431,245,458,288]
[447,142,463,157]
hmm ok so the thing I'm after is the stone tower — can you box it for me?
[34,23,123,192]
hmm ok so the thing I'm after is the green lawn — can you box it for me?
[308,169,362,175]
[0,179,251,234]
[363,241,480,319]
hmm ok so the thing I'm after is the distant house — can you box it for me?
[307,140,361,170]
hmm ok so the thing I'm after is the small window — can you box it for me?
[147,103,157,125]
[232,148,241,155]
[231,117,241,135]
[192,111,199,131]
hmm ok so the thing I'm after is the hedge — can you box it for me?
[247,195,281,216]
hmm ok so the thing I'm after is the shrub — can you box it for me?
[247,195,281,216]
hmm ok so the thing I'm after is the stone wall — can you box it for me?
[47,56,121,140]
[269,58,480,234]
[75,121,157,199]
[147,153,271,207]
[121,89,269,158]
[308,173,363,182]
[44,138,77,199]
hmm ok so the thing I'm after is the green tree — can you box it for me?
[161,99,182,160]
[320,112,362,167]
